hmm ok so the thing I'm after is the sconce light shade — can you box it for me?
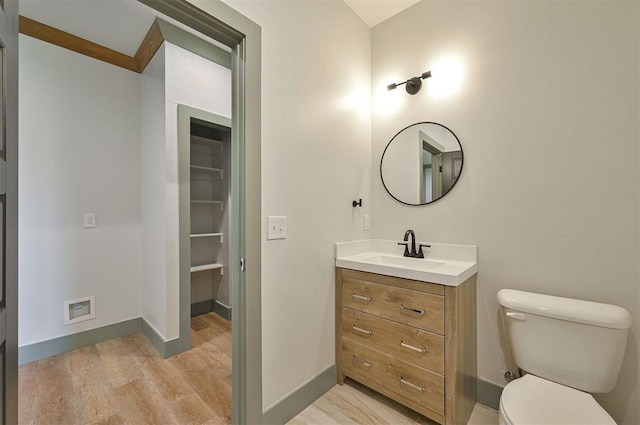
[387,70,433,95]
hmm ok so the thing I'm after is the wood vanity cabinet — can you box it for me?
[336,268,477,425]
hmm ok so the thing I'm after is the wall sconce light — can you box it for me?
[387,71,432,95]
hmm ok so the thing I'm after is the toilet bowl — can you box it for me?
[498,374,615,425]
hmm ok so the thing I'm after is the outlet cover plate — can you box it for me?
[364,215,372,231]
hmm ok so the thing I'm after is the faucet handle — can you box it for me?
[397,242,410,257]
[416,243,431,259]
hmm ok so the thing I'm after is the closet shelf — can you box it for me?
[191,135,223,153]
[191,165,223,181]
[191,263,223,273]
[191,200,224,210]
[190,232,223,239]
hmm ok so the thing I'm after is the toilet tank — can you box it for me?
[497,289,631,393]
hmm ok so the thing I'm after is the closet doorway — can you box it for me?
[136,2,263,422]
[178,107,234,345]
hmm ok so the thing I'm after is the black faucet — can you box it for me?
[398,229,431,258]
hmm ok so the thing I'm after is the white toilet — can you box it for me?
[497,289,632,425]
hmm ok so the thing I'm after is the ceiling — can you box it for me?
[19,0,229,56]
[19,0,419,57]
[20,0,156,56]
[343,0,420,28]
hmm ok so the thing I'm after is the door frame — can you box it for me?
[176,105,232,350]
[1,0,19,423]
[420,131,444,203]
[139,1,262,423]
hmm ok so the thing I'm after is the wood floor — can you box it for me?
[18,312,232,425]
[19,314,497,425]
[288,379,498,425]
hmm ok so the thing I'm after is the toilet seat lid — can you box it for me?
[501,374,616,425]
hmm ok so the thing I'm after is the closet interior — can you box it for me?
[189,120,231,320]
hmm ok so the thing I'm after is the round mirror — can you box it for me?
[380,122,463,206]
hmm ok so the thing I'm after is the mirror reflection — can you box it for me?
[381,122,463,205]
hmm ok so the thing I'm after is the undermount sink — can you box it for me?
[357,254,446,271]
[335,239,477,286]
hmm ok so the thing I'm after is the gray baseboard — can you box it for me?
[263,364,337,425]
[18,318,141,365]
[19,317,185,365]
[213,300,232,321]
[191,299,232,321]
[191,300,214,317]
[140,317,181,358]
[477,378,503,411]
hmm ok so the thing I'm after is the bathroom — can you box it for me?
[250,1,636,422]
[4,0,639,424]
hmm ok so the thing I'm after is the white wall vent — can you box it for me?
[64,296,96,325]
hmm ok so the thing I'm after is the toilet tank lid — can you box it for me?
[497,289,632,329]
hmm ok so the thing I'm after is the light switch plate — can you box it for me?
[83,213,97,228]
[364,215,372,231]
[267,216,287,240]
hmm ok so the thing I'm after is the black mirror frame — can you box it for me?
[380,121,464,206]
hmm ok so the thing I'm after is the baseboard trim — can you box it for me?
[477,378,503,411]
[213,300,231,321]
[140,317,181,358]
[262,364,337,425]
[191,300,231,321]
[18,318,141,365]
[191,300,213,317]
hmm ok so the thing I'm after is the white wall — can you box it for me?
[18,35,142,346]
[141,44,168,338]
[381,128,421,204]
[216,0,372,411]
[164,42,232,338]
[141,42,231,341]
[371,2,639,423]
[20,36,231,348]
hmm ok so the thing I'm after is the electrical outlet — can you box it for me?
[83,213,97,228]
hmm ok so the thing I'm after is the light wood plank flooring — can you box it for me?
[288,379,498,425]
[19,312,232,425]
[19,314,497,425]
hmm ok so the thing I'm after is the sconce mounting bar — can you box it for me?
[387,70,432,95]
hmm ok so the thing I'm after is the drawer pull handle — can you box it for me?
[399,376,426,392]
[400,304,425,316]
[352,293,372,302]
[400,340,427,354]
[352,325,373,336]
[352,356,372,369]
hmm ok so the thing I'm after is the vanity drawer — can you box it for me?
[342,338,445,419]
[342,308,444,374]
[343,277,444,334]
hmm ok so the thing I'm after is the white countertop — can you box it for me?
[335,239,477,286]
